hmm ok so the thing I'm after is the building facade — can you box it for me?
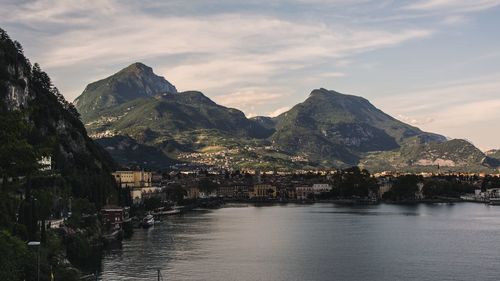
[250,184,277,199]
[112,170,152,188]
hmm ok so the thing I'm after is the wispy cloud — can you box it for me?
[405,0,500,12]
[396,114,435,126]
[376,74,500,149]
[213,88,286,108]
[268,106,291,117]
[1,0,432,101]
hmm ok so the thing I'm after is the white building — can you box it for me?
[296,186,314,200]
[312,184,332,194]
[38,156,52,171]
[296,184,332,200]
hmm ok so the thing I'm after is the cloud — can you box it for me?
[268,106,291,117]
[318,72,347,78]
[396,114,435,126]
[0,0,434,103]
[213,88,286,109]
[375,74,500,149]
[405,0,500,12]
[441,15,469,25]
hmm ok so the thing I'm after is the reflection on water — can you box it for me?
[100,203,500,281]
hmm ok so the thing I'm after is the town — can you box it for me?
[111,168,500,204]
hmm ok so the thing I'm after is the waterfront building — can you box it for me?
[101,205,124,229]
[184,186,200,200]
[250,184,277,199]
[377,176,394,198]
[217,185,251,199]
[294,184,331,199]
[296,186,314,200]
[234,185,251,199]
[312,183,332,194]
[285,187,296,199]
[113,170,158,204]
[112,170,152,188]
[218,186,237,198]
[199,190,218,199]
[131,186,164,204]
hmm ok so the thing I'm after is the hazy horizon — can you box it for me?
[1,0,499,149]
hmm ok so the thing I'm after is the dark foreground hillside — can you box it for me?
[0,28,123,280]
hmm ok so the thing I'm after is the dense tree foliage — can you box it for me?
[198,177,219,193]
[164,184,187,203]
[0,230,31,281]
[383,175,421,201]
[332,167,378,198]
[482,176,500,192]
[423,179,474,198]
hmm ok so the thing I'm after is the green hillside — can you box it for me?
[271,88,446,167]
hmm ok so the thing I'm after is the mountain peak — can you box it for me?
[121,62,153,74]
[309,88,366,102]
[75,62,177,120]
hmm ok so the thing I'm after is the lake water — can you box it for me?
[99,203,500,281]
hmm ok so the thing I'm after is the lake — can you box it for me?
[99,203,500,281]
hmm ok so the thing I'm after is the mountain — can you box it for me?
[250,116,277,131]
[75,62,177,121]
[361,139,499,172]
[75,63,274,167]
[271,88,446,166]
[486,149,500,160]
[83,90,273,139]
[75,63,497,172]
[96,135,177,168]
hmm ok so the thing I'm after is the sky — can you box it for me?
[1,0,500,150]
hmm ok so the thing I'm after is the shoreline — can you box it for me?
[174,197,490,212]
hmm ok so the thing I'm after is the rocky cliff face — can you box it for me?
[0,32,31,111]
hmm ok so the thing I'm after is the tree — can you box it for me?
[31,63,52,91]
[335,167,378,198]
[423,179,474,198]
[383,175,420,201]
[0,111,40,183]
[164,185,186,203]
[198,178,218,194]
[0,230,31,281]
[143,197,162,211]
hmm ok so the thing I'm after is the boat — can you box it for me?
[489,198,500,205]
[103,229,123,243]
[162,209,180,215]
[141,214,155,228]
[152,208,181,216]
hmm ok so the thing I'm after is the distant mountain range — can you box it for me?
[74,63,499,172]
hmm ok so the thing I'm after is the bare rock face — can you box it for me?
[5,65,32,110]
